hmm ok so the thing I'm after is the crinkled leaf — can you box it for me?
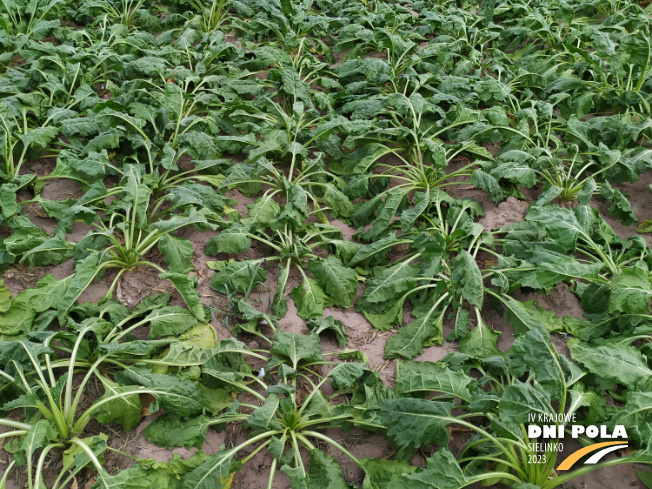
[159,272,205,321]
[270,331,323,369]
[306,316,348,348]
[290,276,327,320]
[452,251,483,308]
[569,340,652,390]
[307,256,358,308]
[381,398,452,452]
[459,321,500,359]
[609,268,652,315]
[144,414,213,449]
[395,361,475,402]
[94,378,142,431]
[158,235,195,274]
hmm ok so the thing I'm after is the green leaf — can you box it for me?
[270,332,323,370]
[278,68,313,108]
[46,151,108,186]
[152,209,212,234]
[537,185,563,206]
[158,235,195,274]
[569,340,652,390]
[609,268,652,315]
[19,235,74,267]
[243,193,280,226]
[348,235,404,268]
[613,392,652,427]
[448,308,470,342]
[290,276,327,319]
[381,398,452,452]
[205,227,252,254]
[526,205,588,252]
[93,452,211,489]
[360,259,418,304]
[385,304,446,360]
[99,339,172,359]
[0,279,11,313]
[115,367,213,418]
[179,322,219,349]
[332,143,390,175]
[490,162,537,188]
[96,108,146,133]
[1,184,19,219]
[1,275,70,336]
[507,328,565,397]
[94,378,142,431]
[459,321,500,359]
[210,259,266,296]
[395,361,475,402]
[144,414,213,449]
[306,316,348,348]
[159,272,205,321]
[499,294,549,334]
[360,458,417,489]
[18,419,57,466]
[471,169,505,203]
[133,293,172,316]
[147,306,199,339]
[245,394,281,432]
[271,261,290,318]
[508,300,564,333]
[122,165,152,227]
[230,300,276,337]
[362,187,409,239]
[536,256,604,286]
[59,252,108,323]
[361,299,404,332]
[566,385,607,425]
[322,184,353,217]
[282,450,349,489]
[580,282,611,314]
[397,450,467,489]
[400,189,431,231]
[563,315,610,341]
[307,256,358,308]
[452,251,483,308]
[182,446,239,489]
[328,362,366,390]
[18,126,59,150]
[4,222,49,256]
[498,382,554,427]
[600,184,637,226]
[637,471,652,489]
[0,295,37,337]
[62,435,108,476]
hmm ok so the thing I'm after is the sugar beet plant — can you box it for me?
[142,332,389,489]
[58,163,226,320]
[3,0,652,487]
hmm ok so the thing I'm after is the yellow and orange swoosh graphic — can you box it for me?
[556,441,629,471]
